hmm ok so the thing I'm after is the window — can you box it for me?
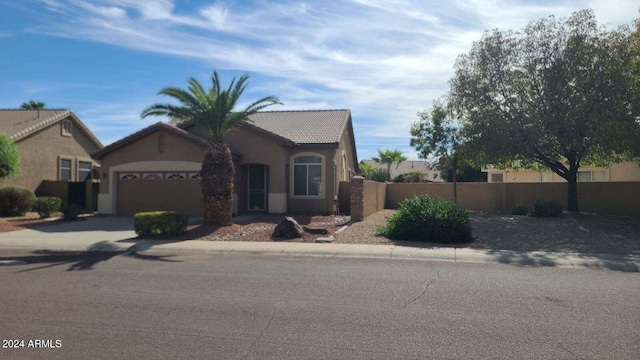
[166,173,186,179]
[120,173,139,180]
[78,161,92,181]
[578,171,606,182]
[61,120,72,137]
[540,172,550,182]
[491,173,503,183]
[293,155,322,196]
[60,159,72,180]
[142,173,163,180]
[189,173,201,179]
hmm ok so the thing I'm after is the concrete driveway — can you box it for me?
[0,216,138,251]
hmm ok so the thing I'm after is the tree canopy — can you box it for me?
[0,135,20,178]
[372,149,407,182]
[142,72,281,225]
[20,100,46,109]
[449,9,640,211]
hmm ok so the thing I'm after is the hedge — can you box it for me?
[134,211,188,237]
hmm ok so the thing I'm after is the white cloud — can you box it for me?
[18,0,640,159]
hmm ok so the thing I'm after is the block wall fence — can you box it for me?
[349,178,640,220]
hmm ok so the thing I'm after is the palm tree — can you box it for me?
[20,100,46,109]
[141,72,281,226]
[372,149,407,182]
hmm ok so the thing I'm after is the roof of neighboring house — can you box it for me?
[0,109,103,147]
[363,160,443,182]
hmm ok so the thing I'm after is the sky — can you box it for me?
[0,0,638,161]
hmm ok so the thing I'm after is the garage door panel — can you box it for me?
[117,177,203,216]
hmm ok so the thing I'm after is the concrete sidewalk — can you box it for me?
[0,217,638,272]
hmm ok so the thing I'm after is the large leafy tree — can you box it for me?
[372,149,407,182]
[20,100,46,109]
[142,72,281,226]
[0,135,20,178]
[410,100,465,203]
[450,9,639,212]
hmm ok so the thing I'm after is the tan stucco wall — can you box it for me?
[0,118,100,191]
[98,130,205,194]
[486,162,640,183]
[287,147,337,215]
[363,180,386,218]
[378,181,640,214]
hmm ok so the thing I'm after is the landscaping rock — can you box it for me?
[272,217,304,239]
[303,225,329,235]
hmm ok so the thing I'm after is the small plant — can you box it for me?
[32,197,62,218]
[376,195,473,243]
[530,199,564,217]
[368,168,388,182]
[134,211,188,237]
[62,204,83,221]
[511,204,529,216]
[0,186,35,217]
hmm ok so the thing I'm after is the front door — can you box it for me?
[247,164,267,212]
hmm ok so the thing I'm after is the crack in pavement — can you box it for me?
[242,307,278,359]
[558,342,584,360]
[402,270,441,309]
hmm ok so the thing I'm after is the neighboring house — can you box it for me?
[91,110,358,216]
[362,160,443,182]
[0,109,103,192]
[484,162,640,183]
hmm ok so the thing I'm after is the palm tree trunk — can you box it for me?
[201,139,234,226]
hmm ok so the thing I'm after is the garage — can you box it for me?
[115,171,204,216]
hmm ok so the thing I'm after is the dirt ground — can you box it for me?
[334,209,640,255]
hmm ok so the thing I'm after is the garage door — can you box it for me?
[116,171,204,216]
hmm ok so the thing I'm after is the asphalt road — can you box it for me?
[0,250,638,359]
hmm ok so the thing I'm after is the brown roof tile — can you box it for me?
[0,109,103,147]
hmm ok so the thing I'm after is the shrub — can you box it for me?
[0,186,35,217]
[32,197,62,218]
[368,168,388,182]
[134,211,188,237]
[402,171,424,183]
[511,204,529,216]
[392,174,406,183]
[62,204,83,221]
[530,199,564,217]
[376,195,473,243]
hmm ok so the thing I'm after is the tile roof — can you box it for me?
[246,110,351,144]
[0,109,103,147]
[171,109,351,144]
[91,122,208,160]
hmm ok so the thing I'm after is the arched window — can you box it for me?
[292,154,323,197]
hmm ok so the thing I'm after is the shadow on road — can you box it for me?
[482,249,639,272]
[0,240,182,272]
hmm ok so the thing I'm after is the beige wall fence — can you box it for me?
[349,177,640,220]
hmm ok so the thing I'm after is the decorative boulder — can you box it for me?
[272,217,304,239]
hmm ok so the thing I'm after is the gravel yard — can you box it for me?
[334,209,640,255]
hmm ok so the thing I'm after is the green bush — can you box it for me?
[511,204,529,216]
[368,168,388,182]
[392,173,406,183]
[62,204,83,221]
[530,199,564,217]
[32,197,62,218]
[376,195,473,243]
[134,211,188,237]
[0,186,35,217]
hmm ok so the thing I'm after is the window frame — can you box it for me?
[59,157,73,181]
[290,152,325,199]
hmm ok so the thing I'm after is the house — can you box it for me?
[484,162,640,183]
[91,110,358,216]
[361,160,443,182]
[0,109,103,194]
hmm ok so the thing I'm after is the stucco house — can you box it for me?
[0,109,103,191]
[91,109,358,216]
[484,162,640,183]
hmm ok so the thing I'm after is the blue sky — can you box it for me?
[1,0,637,160]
